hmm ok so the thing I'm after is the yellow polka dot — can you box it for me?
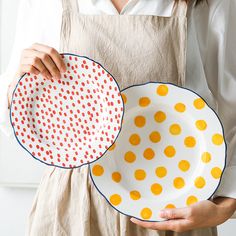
[151,183,163,195]
[134,116,146,128]
[175,103,186,113]
[193,98,205,110]
[92,164,104,176]
[184,136,196,148]
[157,85,169,96]
[211,167,222,179]
[129,134,141,146]
[109,143,116,151]
[110,194,122,206]
[143,148,155,160]
[165,204,176,209]
[178,160,190,172]
[140,208,152,220]
[154,111,166,123]
[130,190,141,200]
[139,97,151,107]
[112,172,122,183]
[149,131,161,143]
[155,167,167,178]
[169,124,182,135]
[124,151,136,163]
[194,176,206,189]
[134,169,146,181]
[212,134,224,146]
[121,93,127,104]
[201,152,211,163]
[186,196,198,206]
[164,146,176,158]
[173,177,185,189]
[195,120,207,131]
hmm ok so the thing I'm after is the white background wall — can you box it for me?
[0,0,235,235]
[0,0,45,235]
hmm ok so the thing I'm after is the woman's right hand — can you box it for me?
[7,43,67,105]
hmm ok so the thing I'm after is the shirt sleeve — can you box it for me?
[204,0,236,199]
[0,0,33,136]
[0,0,62,137]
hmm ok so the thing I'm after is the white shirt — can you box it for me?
[0,0,236,199]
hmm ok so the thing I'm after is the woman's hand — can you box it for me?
[130,197,236,233]
[7,43,66,105]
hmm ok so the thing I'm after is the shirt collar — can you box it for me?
[91,0,139,15]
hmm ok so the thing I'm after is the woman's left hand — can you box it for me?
[130,197,236,233]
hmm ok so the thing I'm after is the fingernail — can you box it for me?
[43,74,50,80]
[159,210,166,217]
[55,75,61,80]
[61,65,66,73]
[130,218,135,222]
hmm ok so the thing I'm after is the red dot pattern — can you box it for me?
[11,54,124,168]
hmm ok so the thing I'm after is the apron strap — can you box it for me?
[172,0,188,86]
[61,0,79,13]
[60,0,80,53]
[172,0,188,17]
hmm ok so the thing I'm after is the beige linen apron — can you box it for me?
[27,0,217,235]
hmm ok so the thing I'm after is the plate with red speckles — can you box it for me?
[10,53,124,168]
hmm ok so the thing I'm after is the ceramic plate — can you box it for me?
[90,82,226,222]
[10,53,124,168]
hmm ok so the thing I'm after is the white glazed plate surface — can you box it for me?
[90,82,226,222]
[10,54,124,168]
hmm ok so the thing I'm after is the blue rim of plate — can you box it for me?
[89,81,227,222]
[9,52,125,169]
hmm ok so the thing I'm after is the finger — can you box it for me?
[31,43,66,73]
[130,218,164,230]
[165,220,190,232]
[159,207,190,219]
[130,218,190,232]
[22,57,52,79]
[24,49,61,79]
[20,64,40,75]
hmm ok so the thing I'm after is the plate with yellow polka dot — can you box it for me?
[90,82,226,222]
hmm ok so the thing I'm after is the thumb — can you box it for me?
[159,207,189,219]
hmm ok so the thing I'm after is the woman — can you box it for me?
[0,0,236,235]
